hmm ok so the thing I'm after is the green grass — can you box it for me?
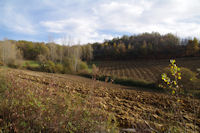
[79,73,164,92]
[87,64,93,73]
[113,77,163,91]
[23,60,40,67]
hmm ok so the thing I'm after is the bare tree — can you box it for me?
[57,45,63,63]
[60,35,68,63]
[81,44,93,62]
[48,35,57,62]
[85,44,93,62]
[72,43,82,72]
[0,38,22,65]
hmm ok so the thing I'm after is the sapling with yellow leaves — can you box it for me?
[160,59,181,95]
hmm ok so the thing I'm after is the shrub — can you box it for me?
[63,58,90,73]
[63,58,74,73]
[158,60,198,94]
[37,57,89,74]
[7,59,22,69]
[193,79,200,90]
[37,54,47,63]
[179,67,197,91]
[55,63,64,73]
[92,64,99,79]
[77,61,88,72]
[39,60,56,73]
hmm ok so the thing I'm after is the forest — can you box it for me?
[92,32,200,60]
[0,39,93,73]
[0,32,199,75]
[0,32,199,66]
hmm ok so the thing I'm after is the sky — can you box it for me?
[0,0,200,44]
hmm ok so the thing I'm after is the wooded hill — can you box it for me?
[0,32,199,64]
[91,32,200,60]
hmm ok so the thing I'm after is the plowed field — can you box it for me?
[3,68,200,132]
[97,57,200,82]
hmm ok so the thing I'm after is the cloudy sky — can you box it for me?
[0,0,200,44]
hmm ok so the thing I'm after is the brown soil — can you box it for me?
[6,68,200,132]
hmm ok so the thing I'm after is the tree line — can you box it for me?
[0,39,93,73]
[0,32,199,72]
[92,32,200,60]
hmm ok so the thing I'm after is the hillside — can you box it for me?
[96,57,200,82]
[1,68,199,132]
[92,33,200,60]
[1,0,200,132]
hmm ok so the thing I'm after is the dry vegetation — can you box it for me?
[0,68,119,132]
[0,68,199,132]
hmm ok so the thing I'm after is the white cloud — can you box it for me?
[94,0,200,36]
[41,17,113,44]
[1,0,200,43]
[40,0,200,44]
[1,4,36,34]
